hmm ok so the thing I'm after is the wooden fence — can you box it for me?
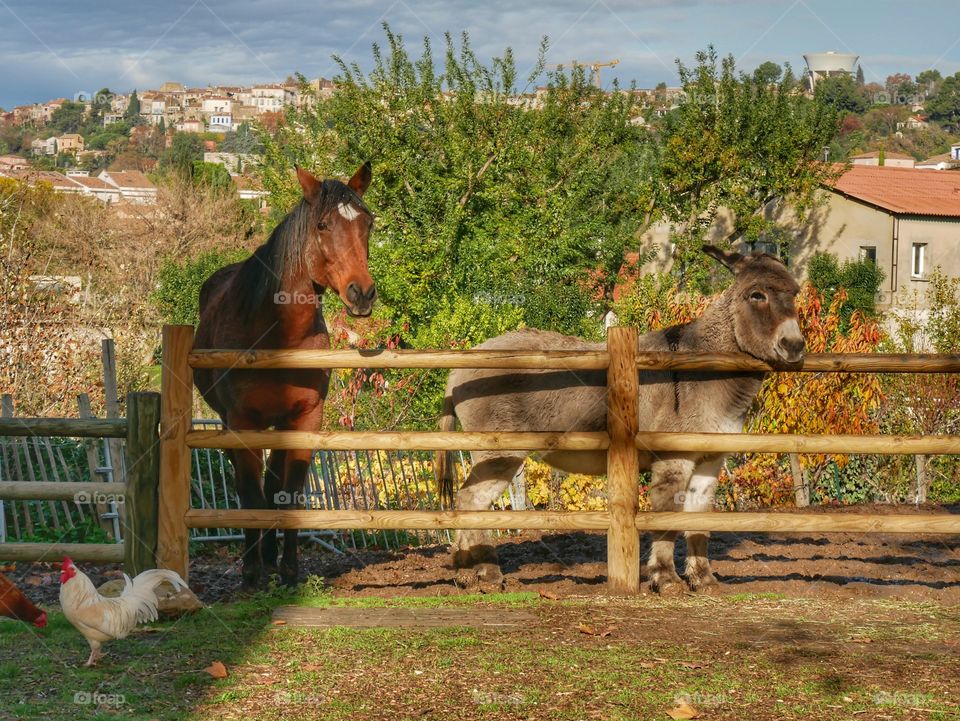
[159,324,960,594]
[0,393,161,575]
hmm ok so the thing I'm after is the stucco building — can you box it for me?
[786,165,960,310]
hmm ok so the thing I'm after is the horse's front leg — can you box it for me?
[647,455,695,596]
[277,448,313,586]
[682,455,725,591]
[261,450,287,577]
[229,447,266,590]
[452,451,525,591]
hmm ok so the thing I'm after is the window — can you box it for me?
[911,243,927,278]
[859,246,877,265]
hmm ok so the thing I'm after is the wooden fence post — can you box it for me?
[123,392,161,576]
[157,325,194,580]
[606,326,640,594]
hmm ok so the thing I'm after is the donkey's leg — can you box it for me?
[229,447,266,590]
[277,448,313,586]
[261,450,287,576]
[647,455,696,596]
[682,455,725,591]
[453,451,525,590]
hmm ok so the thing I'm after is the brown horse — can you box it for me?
[438,246,804,593]
[194,164,375,588]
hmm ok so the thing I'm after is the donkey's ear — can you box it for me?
[348,161,372,197]
[296,166,322,204]
[702,244,745,272]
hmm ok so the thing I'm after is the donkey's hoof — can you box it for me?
[454,563,505,592]
[686,571,720,593]
[650,570,686,597]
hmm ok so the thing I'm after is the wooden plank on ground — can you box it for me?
[271,606,538,629]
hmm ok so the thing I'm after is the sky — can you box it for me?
[1,0,959,109]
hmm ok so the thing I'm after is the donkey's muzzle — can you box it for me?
[346,282,377,317]
[776,336,806,365]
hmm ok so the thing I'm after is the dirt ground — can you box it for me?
[10,503,960,607]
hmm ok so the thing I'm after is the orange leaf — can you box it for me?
[204,661,229,679]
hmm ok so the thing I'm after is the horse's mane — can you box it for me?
[235,179,370,318]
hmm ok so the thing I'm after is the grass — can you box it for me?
[0,587,958,720]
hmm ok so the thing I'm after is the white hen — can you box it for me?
[59,556,188,666]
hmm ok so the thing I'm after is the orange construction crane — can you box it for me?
[545,59,620,87]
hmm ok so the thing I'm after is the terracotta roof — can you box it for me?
[1,169,82,190]
[917,152,958,166]
[232,174,264,191]
[101,170,156,190]
[850,150,915,161]
[70,175,116,191]
[830,165,960,218]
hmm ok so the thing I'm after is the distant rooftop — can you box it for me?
[830,165,960,218]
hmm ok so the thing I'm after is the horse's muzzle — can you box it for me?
[346,282,377,317]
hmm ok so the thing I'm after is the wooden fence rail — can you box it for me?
[0,393,161,573]
[156,323,960,592]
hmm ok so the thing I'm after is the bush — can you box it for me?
[807,251,885,326]
[152,248,250,326]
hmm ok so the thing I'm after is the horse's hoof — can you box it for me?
[240,571,261,592]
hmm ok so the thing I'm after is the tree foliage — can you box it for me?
[152,247,250,326]
[814,74,870,114]
[806,251,885,325]
[926,71,960,130]
[49,101,86,134]
[258,25,653,345]
[654,48,840,290]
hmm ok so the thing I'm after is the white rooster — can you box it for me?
[59,556,188,666]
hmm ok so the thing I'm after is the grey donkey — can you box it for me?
[436,245,805,594]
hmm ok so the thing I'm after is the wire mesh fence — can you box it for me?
[188,420,527,551]
[0,420,523,552]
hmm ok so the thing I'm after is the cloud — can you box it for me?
[0,0,958,107]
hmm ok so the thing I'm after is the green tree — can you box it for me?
[258,26,652,344]
[159,131,203,176]
[123,90,144,126]
[49,101,86,134]
[220,123,263,154]
[752,61,782,86]
[856,65,865,86]
[654,48,840,290]
[926,72,960,130]
[191,160,233,192]
[151,247,250,326]
[916,69,942,95]
[815,74,870,114]
[806,251,885,326]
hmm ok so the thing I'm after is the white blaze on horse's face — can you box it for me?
[337,202,360,221]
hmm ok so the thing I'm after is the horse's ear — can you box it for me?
[348,161,372,197]
[702,244,745,272]
[296,165,322,204]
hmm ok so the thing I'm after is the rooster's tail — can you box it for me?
[122,569,188,623]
